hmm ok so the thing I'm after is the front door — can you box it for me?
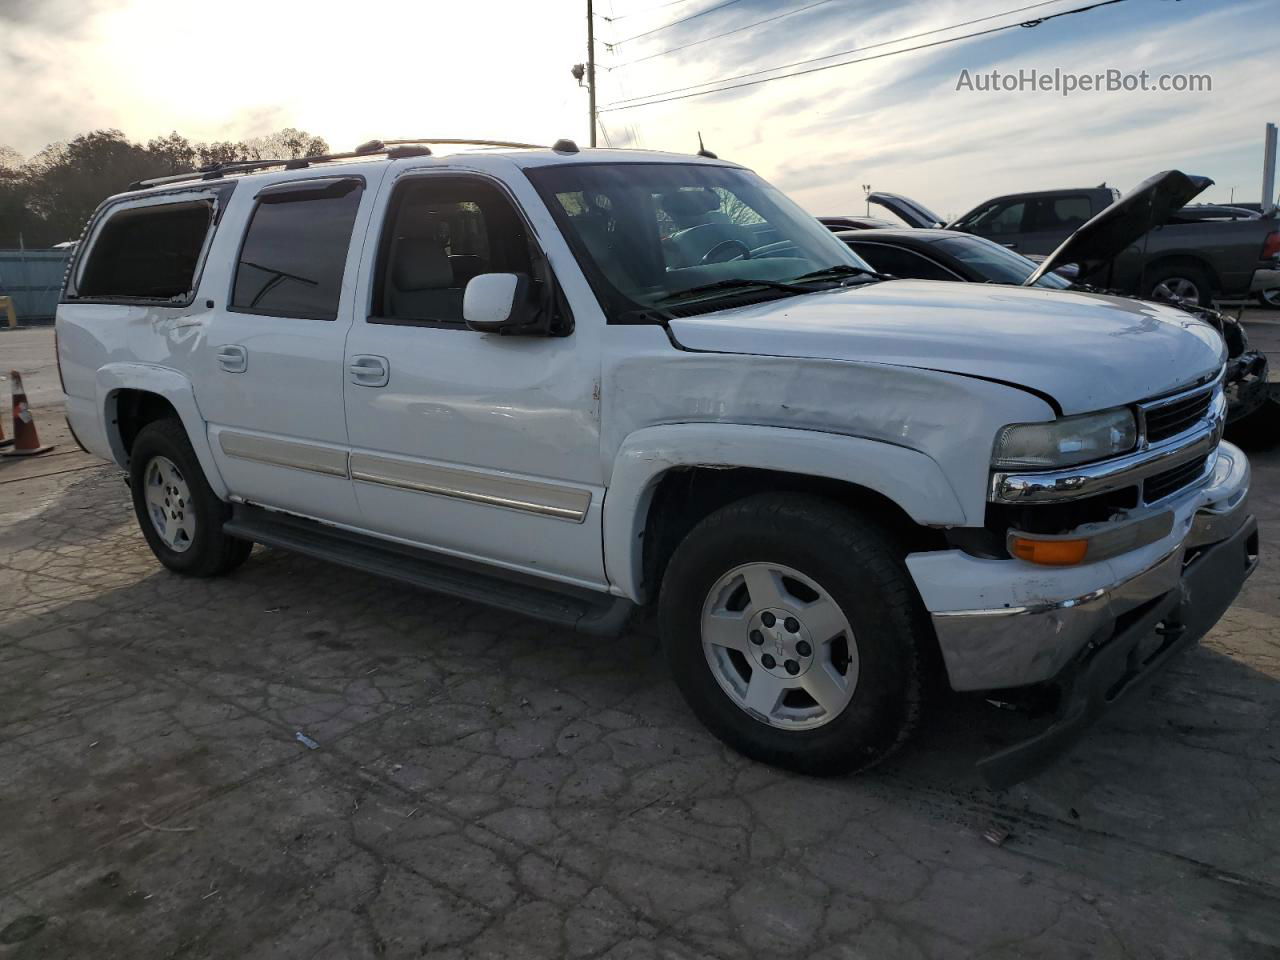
[193,172,384,524]
[341,169,607,588]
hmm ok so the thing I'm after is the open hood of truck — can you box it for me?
[866,191,945,228]
[1024,170,1214,287]
[667,280,1224,415]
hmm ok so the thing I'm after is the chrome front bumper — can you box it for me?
[908,440,1255,692]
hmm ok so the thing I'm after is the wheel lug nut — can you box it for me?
[784,659,799,675]
[795,640,812,657]
[761,612,776,627]
[761,654,776,669]
[784,617,799,633]
[749,630,764,645]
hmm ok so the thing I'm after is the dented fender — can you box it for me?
[95,362,229,498]
[601,422,966,602]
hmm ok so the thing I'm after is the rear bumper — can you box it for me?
[1249,266,1280,293]
[978,512,1257,788]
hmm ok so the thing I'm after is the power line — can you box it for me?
[603,0,1067,104]
[600,0,1119,111]
[608,0,743,46]
[598,0,694,22]
[609,0,836,69]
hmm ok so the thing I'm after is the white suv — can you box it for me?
[56,139,1257,785]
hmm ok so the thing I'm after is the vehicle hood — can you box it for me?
[667,280,1225,414]
[867,191,944,229]
[1025,170,1213,286]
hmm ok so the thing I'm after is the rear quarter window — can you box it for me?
[74,200,213,302]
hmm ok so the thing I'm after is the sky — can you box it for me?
[0,0,1275,217]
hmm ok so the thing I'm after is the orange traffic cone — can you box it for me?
[3,370,53,457]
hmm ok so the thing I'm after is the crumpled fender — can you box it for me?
[602,422,966,602]
[95,362,229,499]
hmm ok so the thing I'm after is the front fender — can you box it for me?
[602,423,966,602]
[96,363,228,499]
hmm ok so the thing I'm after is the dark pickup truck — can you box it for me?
[867,182,1280,307]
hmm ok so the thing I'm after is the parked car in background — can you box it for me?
[863,174,1280,307]
[817,214,898,231]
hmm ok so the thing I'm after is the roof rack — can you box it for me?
[126,137,577,192]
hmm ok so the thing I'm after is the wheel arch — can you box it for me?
[1140,253,1220,297]
[602,423,966,604]
[96,363,229,499]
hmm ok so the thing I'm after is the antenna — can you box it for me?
[696,133,717,159]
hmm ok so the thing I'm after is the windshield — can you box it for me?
[932,235,1072,289]
[526,162,875,316]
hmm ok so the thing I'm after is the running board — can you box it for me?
[223,504,633,636]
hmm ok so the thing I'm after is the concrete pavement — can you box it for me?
[0,322,1277,959]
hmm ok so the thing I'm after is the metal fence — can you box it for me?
[0,250,73,323]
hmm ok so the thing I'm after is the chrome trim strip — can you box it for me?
[349,453,591,523]
[991,422,1218,504]
[218,432,349,478]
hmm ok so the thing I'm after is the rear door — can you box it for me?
[193,171,386,524]
[1017,194,1095,257]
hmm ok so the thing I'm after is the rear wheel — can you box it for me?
[1256,288,1280,310]
[658,493,931,776]
[129,419,252,577]
[1147,262,1214,307]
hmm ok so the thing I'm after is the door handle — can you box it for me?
[216,344,247,373]
[349,355,389,387]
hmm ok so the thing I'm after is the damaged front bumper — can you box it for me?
[1225,350,1269,423]
[906,440,1257,787]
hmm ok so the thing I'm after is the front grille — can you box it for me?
[1143,454,1209,504]
[1142,389,1213,444]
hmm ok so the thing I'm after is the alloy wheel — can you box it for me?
[700,562,858,730]
[143,455,196,552]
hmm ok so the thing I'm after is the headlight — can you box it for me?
[993,407,1137,469]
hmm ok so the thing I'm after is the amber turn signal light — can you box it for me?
[1010,537,1089,566]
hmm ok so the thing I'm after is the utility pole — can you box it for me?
[1262,122,1277,216]
[587,0,598,148]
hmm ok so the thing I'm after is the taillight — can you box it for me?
[1264,231,1280,260]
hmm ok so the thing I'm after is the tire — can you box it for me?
[658,493,931,776]
[129,418,252,577]
[1146,262,1214,308]
[1256,289,1280,310]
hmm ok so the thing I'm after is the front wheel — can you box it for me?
[1257,288,1280,310]
[129,418,252,577]
[658,494,931,776]
[1147,263,1214,308]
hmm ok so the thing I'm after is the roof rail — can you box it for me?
[125,138,573,192]
[383,138,546,150]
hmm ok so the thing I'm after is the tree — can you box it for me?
[0,127,330,248]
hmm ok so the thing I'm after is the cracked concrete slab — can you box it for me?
[0,324,1278,958]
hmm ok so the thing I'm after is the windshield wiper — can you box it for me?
[654,277,810,305]
[788,264,889,283]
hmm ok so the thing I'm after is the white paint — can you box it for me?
[56,148,1241,635]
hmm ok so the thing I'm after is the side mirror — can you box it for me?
[463,273,535,333]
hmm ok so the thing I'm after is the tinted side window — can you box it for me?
[1029,195,1092,231]
[849,243,958,281]
[373,178,533,325]
[231,179,363,321]
[77,201,212,301]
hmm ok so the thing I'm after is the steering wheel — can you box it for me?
[699,239,753,265]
